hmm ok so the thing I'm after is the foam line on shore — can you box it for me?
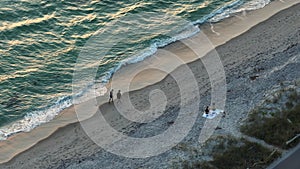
[0,0,299,164]
[0,0,274,140]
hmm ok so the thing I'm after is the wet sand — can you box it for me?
[0,0,299,168]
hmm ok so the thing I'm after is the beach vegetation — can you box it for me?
[288,90,298,101]
[241,103,300,149]
[172,137,280,169]
[209,140,280,169]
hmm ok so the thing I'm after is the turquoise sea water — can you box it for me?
[0,0,270,139]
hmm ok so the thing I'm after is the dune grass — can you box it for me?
[173,137,280,169]
[241,103,300,149]
[209,140,280,169]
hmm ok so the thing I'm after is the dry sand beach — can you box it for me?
[0,0,300,168]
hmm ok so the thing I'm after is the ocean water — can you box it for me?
[0,0,270,139]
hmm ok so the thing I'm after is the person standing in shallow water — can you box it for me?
[109,89,114,103]
[117,90,122,103]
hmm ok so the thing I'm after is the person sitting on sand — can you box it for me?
[116,90,121,103]
[109,89,114,103]
[211,102,216,111]
[205,106,209,114]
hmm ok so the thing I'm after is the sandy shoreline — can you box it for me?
[0,0,300,168]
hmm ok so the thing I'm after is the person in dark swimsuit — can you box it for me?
[109,89,114,103]
[205,106,209,114]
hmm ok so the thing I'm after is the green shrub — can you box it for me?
[285,101,293,109]
[211,141,280,169]
[288,90,298,101]
[173,138,280,169]
[241,103,300,149]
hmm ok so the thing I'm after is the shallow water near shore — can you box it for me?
[0,0,299,167]
[0,0,272,139]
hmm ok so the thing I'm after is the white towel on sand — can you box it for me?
[202,109,223,119]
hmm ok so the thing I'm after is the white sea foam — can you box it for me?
[209,0,271,22]
[0,0,272,140]
[0,96,72,140]
[59,24,199,109]
[193,0,243,24]
[97,24,200,84]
